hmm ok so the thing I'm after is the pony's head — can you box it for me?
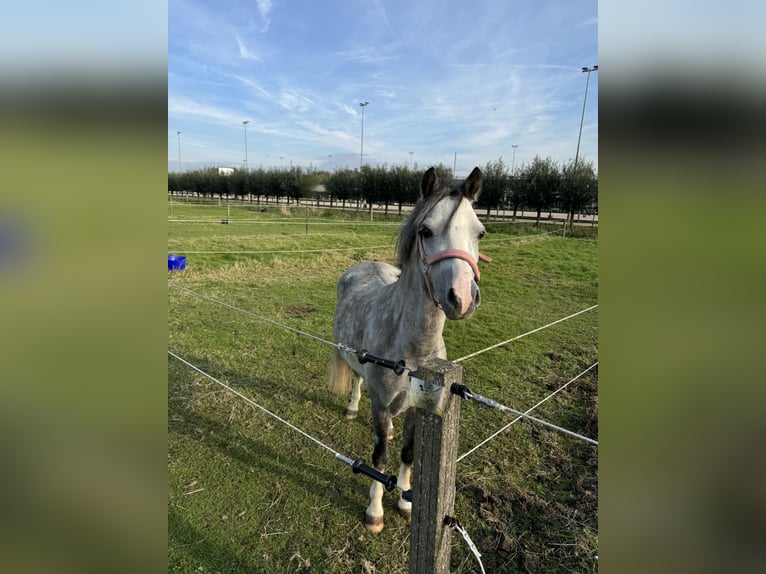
[397,167,485,320]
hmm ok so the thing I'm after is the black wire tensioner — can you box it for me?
[351,459,398,492]
[357,349,406,376]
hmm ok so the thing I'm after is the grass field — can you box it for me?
[168,202,598,573]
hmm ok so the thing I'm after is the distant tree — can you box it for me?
[404,167,421,205]
[168,173,179,195]
[388,164,413,214]
[520,156,560,225]
[432,163,453,182]
[193,170,210,198]
[264,170,282,202]
[505,173,524,220]
[375,164,397,214]
[225,169,239,199]
[250,168,266,203]
[326,169,357,209]
[282,166,307,204]
[559,159,597,228]
[356,164,399,214]
[179,171,198,197]
[477,158,510,217]
[208,170,227,200]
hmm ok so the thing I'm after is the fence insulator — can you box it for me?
[444,515,486,574]
[450,382,473,400]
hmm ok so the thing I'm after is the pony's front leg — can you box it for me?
[396,462,412,521]
[397,409,415,521]
[365,412,391,533]
[366,479,385,534]
[345,374,363,419]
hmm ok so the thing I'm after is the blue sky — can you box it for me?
[168,0,598,175]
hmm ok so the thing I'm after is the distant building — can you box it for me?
[218,167,235,176]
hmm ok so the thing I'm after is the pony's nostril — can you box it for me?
[448,288,461,310]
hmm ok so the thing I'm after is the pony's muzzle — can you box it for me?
[443,272,480,320]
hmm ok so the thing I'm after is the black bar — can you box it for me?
[357,349,406,376]
[351,459,398,492]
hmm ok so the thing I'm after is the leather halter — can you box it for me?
[416,233,483,308]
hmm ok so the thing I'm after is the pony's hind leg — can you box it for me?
[345,374,363,419]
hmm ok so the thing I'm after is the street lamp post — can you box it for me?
[511,144,518,173]
[409,151,414,169]
[243,120,250,170]
[359,101,369,169]
[177,131,182,172]
[575,65,598,167]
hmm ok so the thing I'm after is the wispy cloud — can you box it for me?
[254,0,273,32]
[234,33,261,61]
[371,0,399,41]
[257,0,272,16]
[229,73,271,98]
[335,47,397,64]
[168,96,244,126]
[277,89,314,112]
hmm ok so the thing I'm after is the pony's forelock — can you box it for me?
[395,181,463,268]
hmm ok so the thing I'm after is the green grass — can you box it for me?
[168,204,598,573]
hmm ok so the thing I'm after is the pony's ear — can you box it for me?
[463,167,483,201]
[421,167,439,198]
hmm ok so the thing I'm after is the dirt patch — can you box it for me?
[283,304,316,317]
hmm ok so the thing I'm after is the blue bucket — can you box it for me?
[168,254,186,271]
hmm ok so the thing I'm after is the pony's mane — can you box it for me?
[395,179,463,268]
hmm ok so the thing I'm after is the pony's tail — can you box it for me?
[328,348,352,395]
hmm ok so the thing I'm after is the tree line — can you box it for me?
[168,156,597,224]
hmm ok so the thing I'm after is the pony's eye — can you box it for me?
[478,230,486,240]
[419,226,433,238]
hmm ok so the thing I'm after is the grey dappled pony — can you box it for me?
[329,166,485,533]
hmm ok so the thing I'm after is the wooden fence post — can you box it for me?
[408,358,462,574]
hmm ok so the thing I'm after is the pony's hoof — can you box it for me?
[345,409,358,420]
[398,507,411,522]
[365,514,384,534]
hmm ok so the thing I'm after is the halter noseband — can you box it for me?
[417,233,485,308]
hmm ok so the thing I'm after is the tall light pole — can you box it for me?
[575,65,598,167]
[409,151,414,168]
[511,144,518,173]
[359,101,369,169]
[177,131,182,172]
[242,120,250,170]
